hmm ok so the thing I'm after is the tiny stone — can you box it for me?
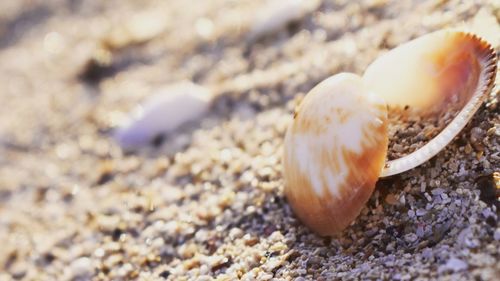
[486,126,496,136]
[444,257,468,272]
[94,248,105,258]
[258,272,274,280]
[476,174,498,206]
[385,194,398,205]
[404,233,418,243]
[485,216,496,227]
[407,210,415,218]
[159,270,170,278]
[70,257,93,277]
[424,193,432,201]
[416,209,427,216]
[464,144,473,154]
[432,188,444,195]
[416,226,425,237]
[494,229,500,241]
[465,238,480,249]
[481,208,494,218]
[399,194,406,205]
[422,248,433,259]
[393,143,404,152]
[243,234,259,246]
[470,127,483,141]
[263,256,283,271]
[229,227,244,240]
[420,181,426,192]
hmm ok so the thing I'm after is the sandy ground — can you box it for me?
[0,0,499,280]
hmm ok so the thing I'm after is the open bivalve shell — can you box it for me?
[283,30,497,236]
[364,30,497,177]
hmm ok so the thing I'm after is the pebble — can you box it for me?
[407,210,415,218]
[416,225,425,238]
[404,233,418,243]
[385,194,399,205]
[70,257,93,277]
[494,229,500,241]
[421,248,433,260]
[443,257,468,272]
[229,227,244,240]
[416,209,427,216]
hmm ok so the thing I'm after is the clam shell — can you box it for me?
[363,30,497,177]
[283,73,388,235]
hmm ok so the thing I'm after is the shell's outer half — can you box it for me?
[363,30,496,114]
[366,30,497,177]
[283,73,388,236]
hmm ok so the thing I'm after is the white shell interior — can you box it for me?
[378,32,497,177]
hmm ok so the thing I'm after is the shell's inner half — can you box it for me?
[363,30,497,177]
[283,73,388,236]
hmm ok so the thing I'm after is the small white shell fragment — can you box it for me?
[114,81,212,150]
[69,257,93,278]
[494,229,500,241]
[248,0,321,41]
[283,73,388,235]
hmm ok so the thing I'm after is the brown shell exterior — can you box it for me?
[283,74,388,236]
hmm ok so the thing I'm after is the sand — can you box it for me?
[0,0,498,280]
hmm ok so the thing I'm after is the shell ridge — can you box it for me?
[283,73,388,235]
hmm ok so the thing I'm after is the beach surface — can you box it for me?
[0,0,498,280]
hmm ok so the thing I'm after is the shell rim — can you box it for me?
[381,31,497,177]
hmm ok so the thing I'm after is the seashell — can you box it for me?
[114,81,213,150]
[248,0,321,41]
[283,30,497,235]
[283,73,388,236]
[364,30,497,177]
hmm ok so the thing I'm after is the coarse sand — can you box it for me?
[0,0,498,280]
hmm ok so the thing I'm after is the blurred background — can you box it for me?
[0,0,497,151]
